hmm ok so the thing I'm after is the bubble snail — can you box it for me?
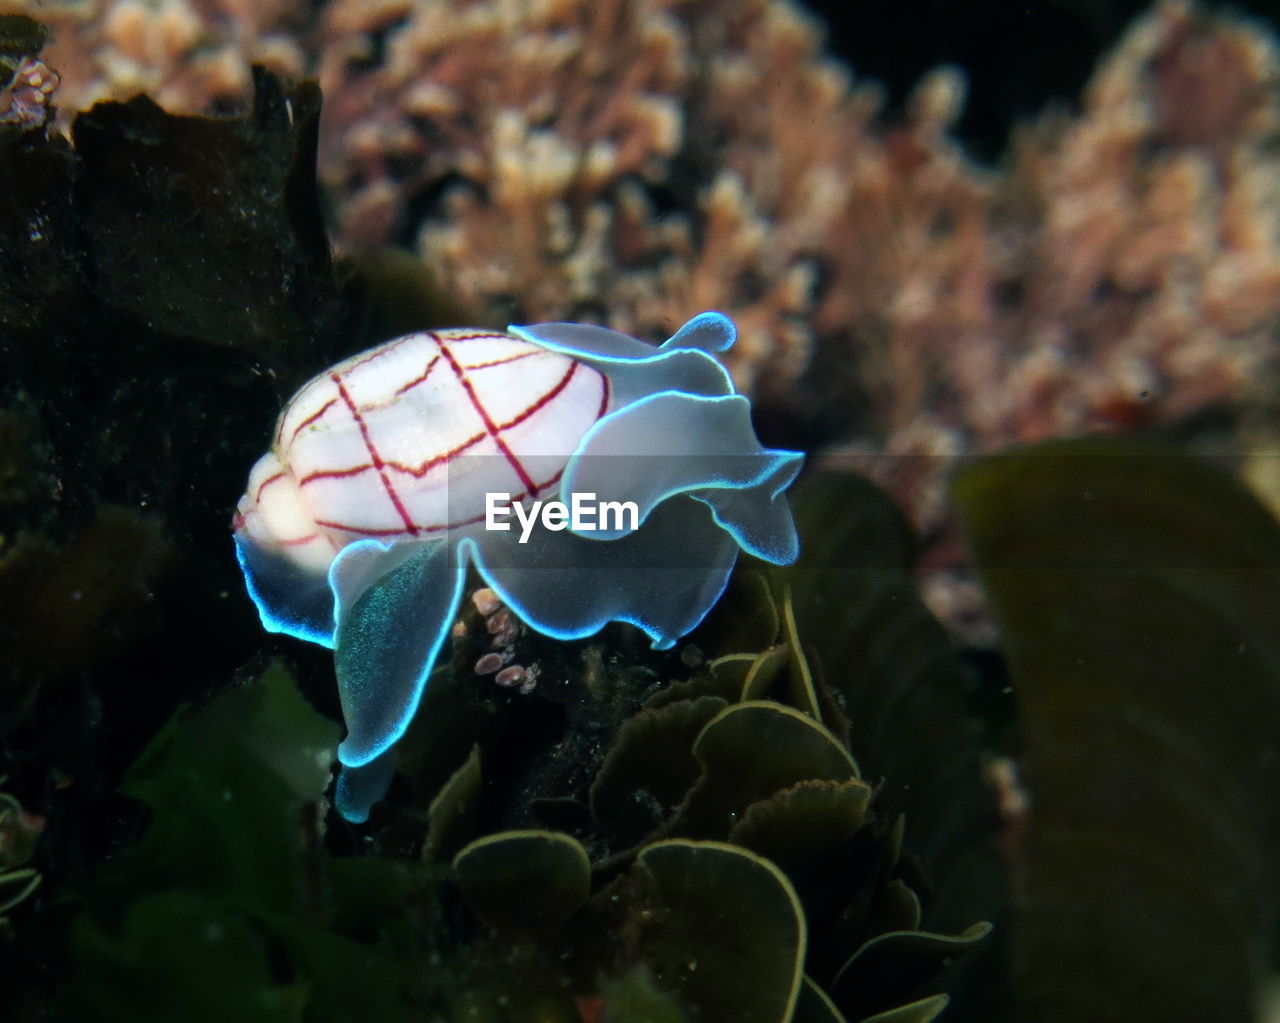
[233,312,804,822]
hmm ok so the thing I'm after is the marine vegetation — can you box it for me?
[3,7,1280,1023]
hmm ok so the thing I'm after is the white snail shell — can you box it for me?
[235,329,608,575]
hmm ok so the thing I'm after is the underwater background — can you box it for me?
[4,0,1280,1019]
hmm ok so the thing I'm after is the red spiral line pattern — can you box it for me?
[246,332,609,547]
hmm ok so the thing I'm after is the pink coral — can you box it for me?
[9,0,307,119]
[316,0,912,398]
[978,0,1280,446]
[831,1,1280,540]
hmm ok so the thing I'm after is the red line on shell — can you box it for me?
[394,354,442,396]
[529,466,565,500]
[498,360,580,431]
[298,463,375,485]
[431,332,539,498]
[331,372,420,536]
[254,471,287,504]
[597,373,611,419]
[439,331,512,341]
[313,467,565,537]
[289,397,338,442]
[386,429,489,477]
[314,510,484,536]
[314,519,412,537]
[341,333,412,374]
[298,428,490,488]
[462,350,541,372]
[278,533,320,547]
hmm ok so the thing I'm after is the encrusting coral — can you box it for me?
[985,1,1280,445]
[315,0,828,398]
[4,0,306,116]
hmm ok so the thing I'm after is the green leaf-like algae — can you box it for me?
[108,661,337,909]
[453,830,591,935]
[622,840,807,1023]
[777,471,1004,937]
[67,663,338,1020]
[955,438,1280,1023]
